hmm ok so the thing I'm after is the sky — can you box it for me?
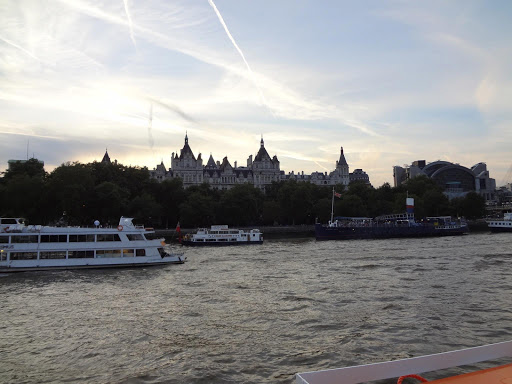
[1,0,512,187]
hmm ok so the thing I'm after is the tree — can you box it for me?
[1,174,46,222]
[2,158,46,181]
[179,192,217,227]
[451,192,485,219]
[218,184,264,226]
[335,194,367,217]
[262,200,281,225]
[423,190,451,217]
[153,178,185,228]
[128,193,162,224]
[44,162,95,225]
[91,182,129,224]
[402,175,442,197]
[0,159,47,222]
[312,198,332,223]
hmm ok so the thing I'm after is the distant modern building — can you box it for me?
[7,158,44,169]
[150,134,370,191]
[393,160,496,201]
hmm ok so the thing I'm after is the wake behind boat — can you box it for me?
[316,192,468,240]
[0,217,185,272]
[181,225,263,246]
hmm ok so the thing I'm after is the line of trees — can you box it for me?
[0,159,486,228]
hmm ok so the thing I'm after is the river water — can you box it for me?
[1,232,511,384]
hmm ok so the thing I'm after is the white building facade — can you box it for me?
[150,135,370,190]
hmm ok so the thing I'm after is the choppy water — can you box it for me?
[1,232,512,384]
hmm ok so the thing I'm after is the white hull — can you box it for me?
[0,217,185,272]
[487,212,512,232]
[182,224,263,246]
[0,254,184,272]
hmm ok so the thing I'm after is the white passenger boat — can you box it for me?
[0,217,185,272]
[296,340,512,384]
[181,225,263,246]
[487,212,512,233]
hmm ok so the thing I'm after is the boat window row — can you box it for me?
[495,222,512,226]
[195,238,237,242]
[208,230,240,234]
[0,233,147,244]
[5,249,147,261]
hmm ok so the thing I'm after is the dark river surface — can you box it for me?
[1,232,511,384]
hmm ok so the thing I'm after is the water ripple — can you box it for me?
[1,232,511,383]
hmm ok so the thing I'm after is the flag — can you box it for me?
[176,222,182,243]
[334,191,341,198]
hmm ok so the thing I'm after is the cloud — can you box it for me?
[0,1,511,187]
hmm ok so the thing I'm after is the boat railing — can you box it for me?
[374,212,414,222]
[296,340,512,384]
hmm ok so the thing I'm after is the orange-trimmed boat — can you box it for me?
[296,340,512,384]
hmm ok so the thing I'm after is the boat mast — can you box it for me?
[330,187,335,223]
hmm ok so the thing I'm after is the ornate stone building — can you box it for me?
[150,134,370,190]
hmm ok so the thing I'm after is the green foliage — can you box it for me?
[153,178,185,228]
[218,184,264,226]
[335,195,367,217]
[262,200,281,225]
[450,192,486,219]
[0,160,490,226]
[179,192,217,228]
[3,158,46,181]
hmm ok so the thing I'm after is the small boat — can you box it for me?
[316,192,468,240]
[296,340,512,384]
[486,212,512,232]
[0,217,185,272]
[181,225,263,246]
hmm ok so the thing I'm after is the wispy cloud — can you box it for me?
[122,0,137,48]
[1,1,511,185]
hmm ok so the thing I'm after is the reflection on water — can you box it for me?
[1,233,511,383]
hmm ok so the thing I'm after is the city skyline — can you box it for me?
[1,1,511,187]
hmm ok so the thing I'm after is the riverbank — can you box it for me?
[154,225,315,240]
[153,220,488,241]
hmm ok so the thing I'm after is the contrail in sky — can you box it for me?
[150,98,197,123]
[0,36,41,62]
[148,102,154,150]
[207,0,271,111]
[122,0,137,48]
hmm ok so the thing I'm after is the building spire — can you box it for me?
[185,131,188,145]
[260,134,264,147]
[338,146,348,166]
[101,148,111,164]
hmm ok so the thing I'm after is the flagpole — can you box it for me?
[331,187,334,224]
